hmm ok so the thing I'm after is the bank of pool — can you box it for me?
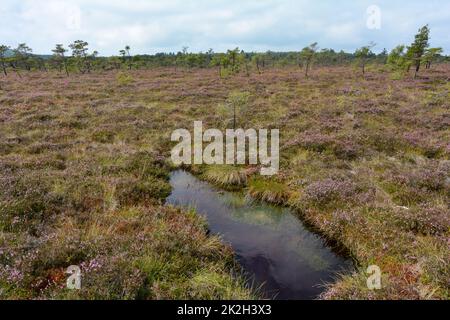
[167,170,354,300]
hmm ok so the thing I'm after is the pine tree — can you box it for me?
[407,25,430,78]
[300,42,319,78]
[52,44,69,76]
[354,42,376,76]
[0,45,9,76]
[69,40,89,73]
[423,47,443,69]
[14,43,33,71]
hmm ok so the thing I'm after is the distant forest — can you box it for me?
[0,25,448,77]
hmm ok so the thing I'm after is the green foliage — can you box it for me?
[387,25,439,78]
[226,48,241,74]
[14,43,33,71]
[387,45,411,76]
[203,166,249,189]
[1,29,446,75]
[0,45,9,57]
[221,91,251,129]
[119,45,133,70]
[354,42,376,76]
[107,56,123,70]
[116,71,134,86]
[248,178,289,205]
[69,40,91,73]
[407,24,430,77]
[0,45,9,76]
[423,47,443,69]
[210,48,250,78]
[251,53,265,73]
[187,269,252,300]
[51,44,69,76]
[299,42,319,78]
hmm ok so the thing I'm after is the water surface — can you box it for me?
[167,170,353,300]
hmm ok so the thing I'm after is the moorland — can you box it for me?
[0,62,449,299]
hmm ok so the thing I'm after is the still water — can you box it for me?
[167,170,353,300]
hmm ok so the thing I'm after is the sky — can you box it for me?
[1,0,449,55]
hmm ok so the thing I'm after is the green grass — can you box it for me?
[202,165,249,189]
[247,178,290,205]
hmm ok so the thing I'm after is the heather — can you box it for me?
[0,63,449,299]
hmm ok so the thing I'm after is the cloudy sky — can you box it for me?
[1,0,449,55]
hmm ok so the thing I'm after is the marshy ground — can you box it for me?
[0,65,449,299]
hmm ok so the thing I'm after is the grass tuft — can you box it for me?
[247,178,290,205]
[202,166,249,189]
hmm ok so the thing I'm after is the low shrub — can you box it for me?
[116,72,134,86]
[304,178,359,209]
[116,178,171,206]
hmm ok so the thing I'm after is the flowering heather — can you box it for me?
[0,266,24,283]
[305,178,360,208]
[80,258,104,274]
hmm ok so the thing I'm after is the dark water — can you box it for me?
[167,170,353,300]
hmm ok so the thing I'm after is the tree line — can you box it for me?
[0,25,446,79]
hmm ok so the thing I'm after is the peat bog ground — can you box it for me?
[0,65,449,299]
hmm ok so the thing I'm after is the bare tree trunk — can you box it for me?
[64,60,69,77]
[24,60,31,71]
[40,61,48,72]
[414,63,420,79]
[233,105,236,130]
[12,64,22,78]
[1,61,7,76]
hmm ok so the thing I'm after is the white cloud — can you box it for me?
[0,0,448,54]
[326,23,361,41]
[20,1,82,30]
